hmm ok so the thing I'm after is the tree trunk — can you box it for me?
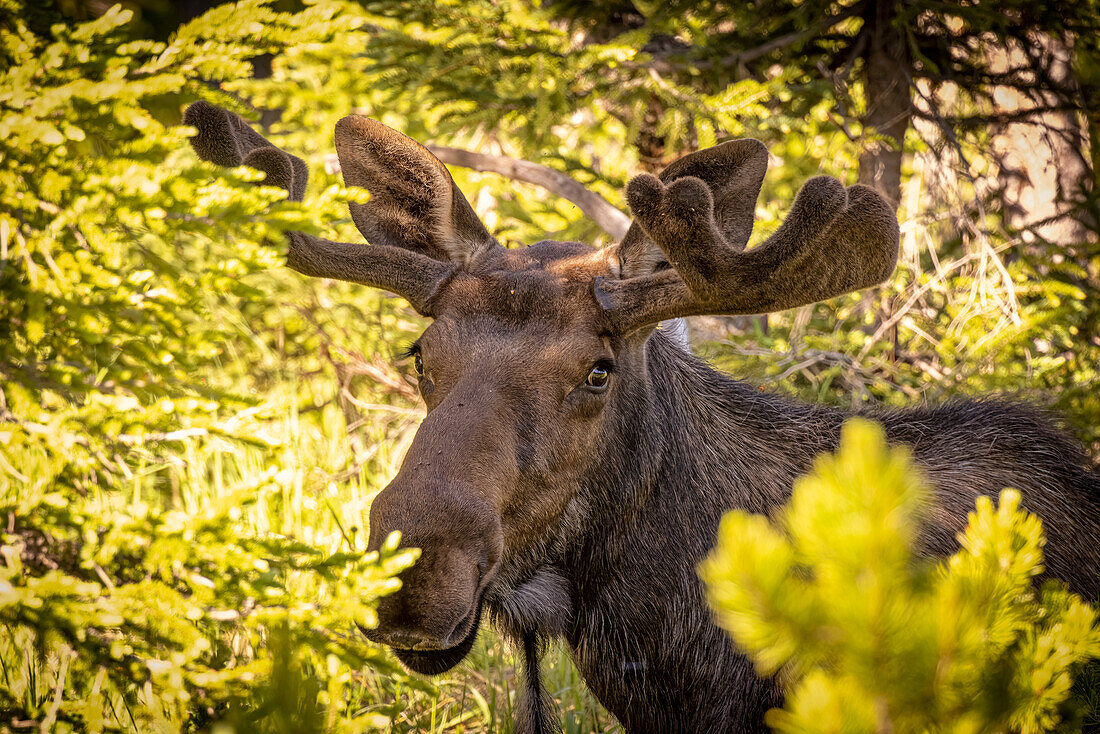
[989,35,1091,246]
[858,0,912,209]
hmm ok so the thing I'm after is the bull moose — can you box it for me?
[185,100,1100,733]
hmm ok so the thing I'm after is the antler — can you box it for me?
[183,101,490,315]
[595,142,899,334]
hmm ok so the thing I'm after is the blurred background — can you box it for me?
[1,0,1098,731]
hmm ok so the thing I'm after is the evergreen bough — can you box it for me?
[701,418,1100,733]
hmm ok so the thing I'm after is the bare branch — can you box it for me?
[721,4,862,69]
[425,145,631,240]
[642,2,865,74]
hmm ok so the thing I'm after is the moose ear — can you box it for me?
[185,100,309,201]
[617,139,768,278]
[334,116,498,266]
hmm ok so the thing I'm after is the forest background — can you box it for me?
[2,0,1099,731]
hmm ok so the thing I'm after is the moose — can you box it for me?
[185,100,1100,733]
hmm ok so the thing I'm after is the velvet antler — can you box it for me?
[184,101,500,315]
[595,140,899,334]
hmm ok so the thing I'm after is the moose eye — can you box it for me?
[413,352,424,378]
[585,363,611,391]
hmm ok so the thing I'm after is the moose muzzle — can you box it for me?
[366,479,502,673]
[364,380,507,675]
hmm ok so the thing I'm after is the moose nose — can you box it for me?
[366,478,503,654]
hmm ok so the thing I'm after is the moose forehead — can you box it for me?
[429,240,614,331]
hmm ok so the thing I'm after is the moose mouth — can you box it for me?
[389,600,484,676]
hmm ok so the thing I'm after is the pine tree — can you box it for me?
[701,418,1100,733]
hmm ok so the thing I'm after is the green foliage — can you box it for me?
[703,238,1100,455]
[2,0,1097,730]
[0,1,430,730]
[353,0,777,246]
[3,490,418,732]
[701,419,1100,733]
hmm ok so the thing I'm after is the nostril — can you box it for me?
[383,629,429,650]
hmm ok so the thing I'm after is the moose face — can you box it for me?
[364,242,628,674]
[184,100,898,676]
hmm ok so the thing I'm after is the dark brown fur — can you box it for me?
[185,103,1100,733]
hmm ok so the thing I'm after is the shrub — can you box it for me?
[701,418,1100,734]
[0,1,427,730]
[2,491,418,732]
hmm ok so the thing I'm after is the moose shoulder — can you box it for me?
[185,101,1100,734]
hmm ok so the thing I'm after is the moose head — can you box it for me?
[184,101,899,677]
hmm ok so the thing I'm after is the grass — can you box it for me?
[358,637,620,733]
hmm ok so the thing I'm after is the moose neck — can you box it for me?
[558,332,832,731]
[581,330,830,532]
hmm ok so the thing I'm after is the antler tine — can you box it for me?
[595,173,899,333]
[184,101,454,315]
[616,138,768,279]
